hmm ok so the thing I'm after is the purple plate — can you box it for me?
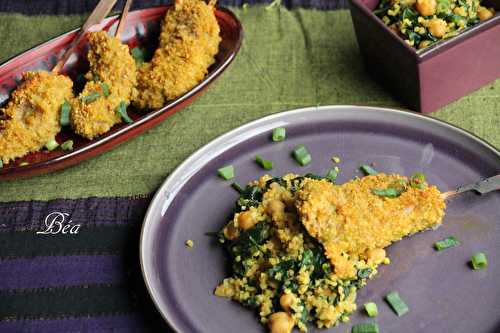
[140,106,500,333]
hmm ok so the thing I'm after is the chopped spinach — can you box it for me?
[304,173,324,180]
[357,267,373,279]
[268,259,296,281]
[236,186,263,211]
[265,177,287,189]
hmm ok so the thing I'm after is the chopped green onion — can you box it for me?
[434,236,460,251]
[218,165,234,180]
[410,172,426,189]
[332,156,341,163]
[325,168,338,182]
[352,322,379,333]
[60,99,71,126]
[242,3,249,10]
[231,182,245,193]
[19,162,29,167]
[61,140,74,151]
[100,82,110,97]
[371,188,402,198]
[131,47,147,65]
[364,302,378,317]
[92,74,101,82]
[0,160,3,168]
[115,101,133,124]
[385,291,409,316]
[80,91,100,104]
[45,138,59,151]
[255,155,274,170]
[471,252,488,270]
[272,127,286,142]
[360,164,378,176]
[292,145,311,166]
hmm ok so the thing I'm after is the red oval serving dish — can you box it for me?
[0,5,243,180]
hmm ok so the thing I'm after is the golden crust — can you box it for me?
[133,0,221,109]
[71,31,137,139]
[0,71,73,163]
[296,174,446,278]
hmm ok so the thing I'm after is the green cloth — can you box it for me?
[0,7,498,202]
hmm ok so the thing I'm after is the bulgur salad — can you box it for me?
[213,171,446,333]
[374,0,496,49]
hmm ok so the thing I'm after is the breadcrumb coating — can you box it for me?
[71,31,137,139]
[133,0,221,109]
[297,174,446,278]
[0,71,73,164]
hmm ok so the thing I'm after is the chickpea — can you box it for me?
[366,248,386,264]
[266,200,285,217]
[428,18,447,38]
[268,312,294,333]
[401,0,416,6]
[238,211,258,230]
[415,0,436,16]
[223,222,239,240]
[418,40,432,49]
[453,6,467,16]
[477,7,494,21]
[279,293,294,312]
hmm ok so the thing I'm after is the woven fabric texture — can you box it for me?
[0,0,350,14]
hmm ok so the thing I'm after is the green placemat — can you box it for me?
[0,7,498,202]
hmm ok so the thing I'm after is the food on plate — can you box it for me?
[214,171,446,332]
[133,0,221,109]
[374,0,496,49]
[71,31,137,139]
[0,71,73,163]
[297,173,446,278]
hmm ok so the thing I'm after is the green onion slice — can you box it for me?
[385,291,409,316]
[371,188,402,198]
[100,82,110,97]
[80,91,100,104]
[364,302,378,317]
[60,99,71,126]
[272,127,286,142]
[292,145,312,166]
[410,172,426,189]
[231,182,245,194]
[0,160,3,168]
[61,140,74,151]
[325,168,338,182]
[434,236,460,251]
[115,101,133,124]
[352,322,379,333]
[471,252,488,270]
[218,165,235,180]
[255,155,274,170]
[360,164,378,176]
[45,138,59,151]
[131,47,147,65]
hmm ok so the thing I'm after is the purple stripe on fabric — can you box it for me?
[0,255,124,290]
[0,196,150,232]
[0,313,151,333]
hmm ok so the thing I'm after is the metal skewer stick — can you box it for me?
[441,174,500,200]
